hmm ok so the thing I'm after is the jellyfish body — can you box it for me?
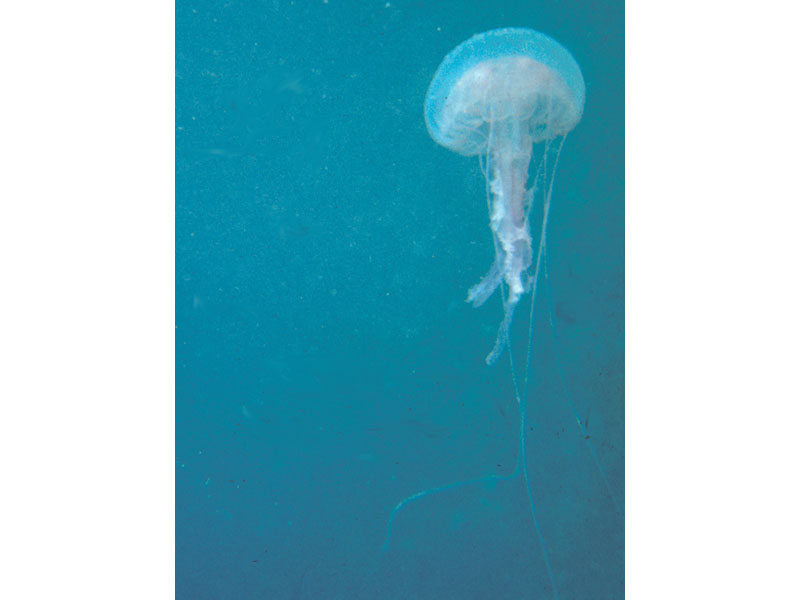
[424,28,585,363]
[383,32,614,598]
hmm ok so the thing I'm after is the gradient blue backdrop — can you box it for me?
[177,1,623,598]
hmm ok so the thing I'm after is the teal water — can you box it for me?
[176,1,623,598]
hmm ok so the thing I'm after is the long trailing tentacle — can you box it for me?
[513,132,566,600]
[384,115,573,600]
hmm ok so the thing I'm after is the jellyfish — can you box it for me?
[424,27,585,364]
[383,29,605,599]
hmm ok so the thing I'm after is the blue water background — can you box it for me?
[177,1,624,598]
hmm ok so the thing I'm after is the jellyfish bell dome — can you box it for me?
[424,28,585,156]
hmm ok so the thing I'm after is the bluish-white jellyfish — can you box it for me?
[384,30,599,599]
[424,27,585,364]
